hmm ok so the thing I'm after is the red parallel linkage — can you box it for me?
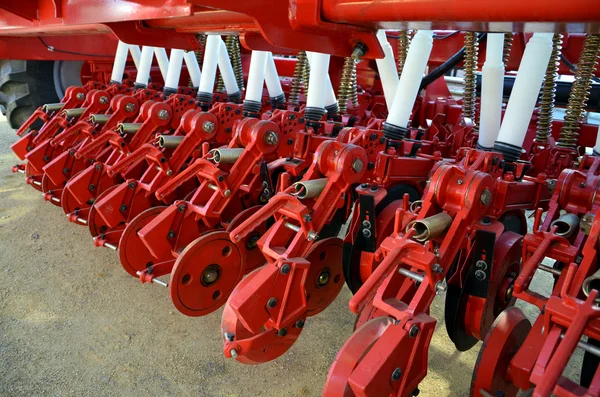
[132,108,306,315]
[324,149,551,397]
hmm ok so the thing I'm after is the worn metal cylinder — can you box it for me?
[43,103,65,113]
[90,114,111,125]
[583,269,600,301]
[408,212,453,242]
[158,135,184,148]
[550,213,580,237]
[293,178,328,199]
[118,123,142,134]
[63,108,87,118]
[211,148,244,163]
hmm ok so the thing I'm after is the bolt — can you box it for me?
[307,231,318,241]
[168,230,175,239]
[120,204,127,212]
[88,184,95,191]
[223,189,231,197]
[432,263,443,273]
[264,130,279,146]
[352,158,364,172]
[267,298,277,308]
[76,92,85,101]
[362,228,372,238]
[99,96,109,105]
[166,170,173,176]
[157,109,169,120]
[278,328,288,337]
[177,204,186,212]
[317,269,330,286]
[63,168,69,174]
[580,182,586,188]
[457,179,463,185]
[125,103,136,112]
[476,260,488,271]
[480,189,492,206]
[303,214,312,222]
[230,349,238,359]
[362,220,371,229]
[351,42,368,60]
[295,319,305,328]
[475,269,487,281]
[391,368,402,381]
[435,281,447,294]
[128,182,136,189]
[281,264,291,275]
[409,324,419,338]
[202,121,215,133]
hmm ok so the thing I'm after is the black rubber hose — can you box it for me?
[419,33,487,91]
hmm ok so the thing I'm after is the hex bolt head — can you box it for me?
[125,103,136,112]
[99,96,109,105]
[432,263,443,273]
[202,121,215,133]
[267,298,277,308]
[277,328,288,337]
[280,264,291,275]
[457,179,463,185]
[480,189,492,206]
[264,130,278,146]
[391,368,402,381]
[157,109,170,120]
[352,158,364,172]
[303,214,312,222]
[76,92,85,101]
[223,189,231,197]
[409,324,419,338]
[295,319,305,328]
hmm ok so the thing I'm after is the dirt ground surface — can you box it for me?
[0,116,581,397]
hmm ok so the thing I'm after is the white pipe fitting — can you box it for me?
[496,33,554,152]
[305,52,331,110]
[110,41,130,83]
[128,45,142,70]
[217,39,240,95]
[265,53,284,99]
[154,48,170,83]
[245,50,269,103]
[478,33,505,149]
[375,30,400,111]
[198,34,221,95]
[183,50,202,88]
[164,49,185,91]
[134,46,155,87]
[386,30,434,128]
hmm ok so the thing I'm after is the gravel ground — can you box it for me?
[0,116,580,397]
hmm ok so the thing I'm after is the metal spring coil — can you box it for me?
[338,57,355,113]
[289,51,308,105]
[301,51,310,97]
[462,32,479,127]
[397,30,411,78]
[557,34,600,148]
[535,34,563,144]
[229,36,245,90]
[503,32,514,66]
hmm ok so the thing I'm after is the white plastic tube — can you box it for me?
[376,30,400,110]
[593,124,600,155]
[198,34,221,95]
[386,30,434,128]
[164,49,185,90]
[110,41,130,83]
[265,53,284,99]
[129,45,142,70]
[496,33,554,148]
[478,33,505,149]
[217,39,240,95]
[306,52,337,110]
[135,46,155,87]
[245,50,269,103]
[183,50,202,88]
[305,52,331,110]
[154,48,170,83]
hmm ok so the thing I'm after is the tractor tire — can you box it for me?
[0,60,60,129]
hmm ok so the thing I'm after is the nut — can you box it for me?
[157,109,170,120]
[480,189,492,206]
[125,103,136,112]
[264,130,278,146]
[352,158,364,172]
[202,121,215,133]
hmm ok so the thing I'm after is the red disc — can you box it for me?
[324,316,394,396]
[170,231,244,317]
[305,237,345,317]
[25,162,43,192]
[88,185,120,238]
[221,269,304,365]
[119,206,169,277]
[226,206,268,273]
[470,307,531,397]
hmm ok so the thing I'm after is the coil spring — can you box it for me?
[338,57,357,113]
[190,34,207,87]
[535,34,563,144]
[557,34,600,148]
[503,33,514,66]
[289,51,308,105]
[229,36,244,90]
[301,51,310,97]
[462,32,479,127]
[397,30,411,78]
